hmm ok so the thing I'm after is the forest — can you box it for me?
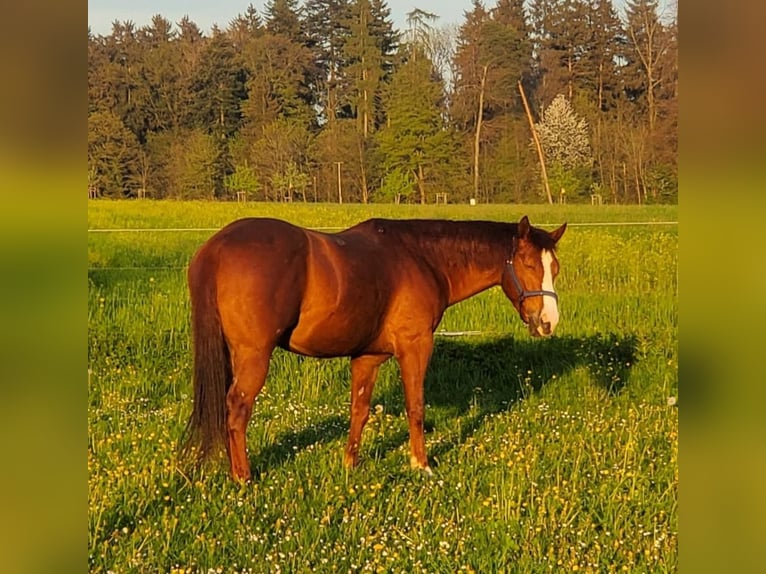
[87,0,677,204]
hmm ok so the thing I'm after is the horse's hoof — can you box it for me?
[231,469,253,483]
[343,451,360,469]
[410,455,432,477]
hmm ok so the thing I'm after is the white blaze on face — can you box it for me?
[539,249,559,335]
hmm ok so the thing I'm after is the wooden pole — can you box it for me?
[334,161,343,204]
[518,80,553,204]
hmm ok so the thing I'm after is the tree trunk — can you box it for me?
[327,68,337,127]
[336,161,343,204]
[362,65,370,139]
[358,137,369,204]
[627,10,668,138]
[417,164,426,205]
[518,80,552,204]
[623,162,628,203]
[473,64,488,201]
[597,62,603,112]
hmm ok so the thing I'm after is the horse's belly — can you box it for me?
[283,313,377,358]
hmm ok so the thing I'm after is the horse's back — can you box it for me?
[203,217,305,249]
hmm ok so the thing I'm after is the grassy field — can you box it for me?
[88,201,678,573]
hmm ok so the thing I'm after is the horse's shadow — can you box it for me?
[248,414,348,476]
[248,333,638,473]
[426,332,637,409]
[421,333,638,465]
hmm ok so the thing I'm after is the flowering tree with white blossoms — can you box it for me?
[534,94,593,201]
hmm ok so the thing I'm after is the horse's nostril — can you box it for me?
[542,321,551,334]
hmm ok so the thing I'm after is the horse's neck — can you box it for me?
[406,223,510,306]
[442,247,506,306]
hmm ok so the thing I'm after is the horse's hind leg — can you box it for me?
[344,354,388,468]
[226,346,271,482]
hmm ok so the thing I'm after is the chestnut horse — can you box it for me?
[182,215,566,481]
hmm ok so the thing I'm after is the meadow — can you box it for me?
[88,201,677,573]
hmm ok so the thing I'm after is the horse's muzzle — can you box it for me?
[526,312,554,337]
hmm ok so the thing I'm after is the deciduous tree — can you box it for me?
[535,94,592,199]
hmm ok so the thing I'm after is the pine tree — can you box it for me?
[376,45,456,204]
[240,32,316,136]
[88,32,111,114]
[339,0,398,202]
[578,0,626,203]
[139,15,183,132]
[369,0,399,79]
[586,0,624,114]
[188,30,247,196]
[98,20,153,141]
[451,0,490,131]
[227,3,263,51]
[451,0,533,201]
[264,0,304,40]
[87,109,142,197]
[343,0,396,133]
[176,17,205,130]
[529,0,592,105]
[191,30,246,138]
[304,0,353,125]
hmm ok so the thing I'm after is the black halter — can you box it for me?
[505,249,558,305]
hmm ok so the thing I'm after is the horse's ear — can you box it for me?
[549,222,567,244]
[518,215,531,239]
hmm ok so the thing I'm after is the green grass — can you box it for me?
[88,201,677,573]
[87,199,677,230]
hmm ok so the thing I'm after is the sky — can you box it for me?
[87,0,468,35]
[87,0,675,37]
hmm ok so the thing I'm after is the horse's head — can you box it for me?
[501,215,567,337]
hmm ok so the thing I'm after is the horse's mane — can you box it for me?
[347,219,505,271]
[352,218,557,262]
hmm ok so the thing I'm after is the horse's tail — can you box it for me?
[180,248,231,466]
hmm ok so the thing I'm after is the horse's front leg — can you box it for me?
[344,354,388,468]
[395,335,434,474]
